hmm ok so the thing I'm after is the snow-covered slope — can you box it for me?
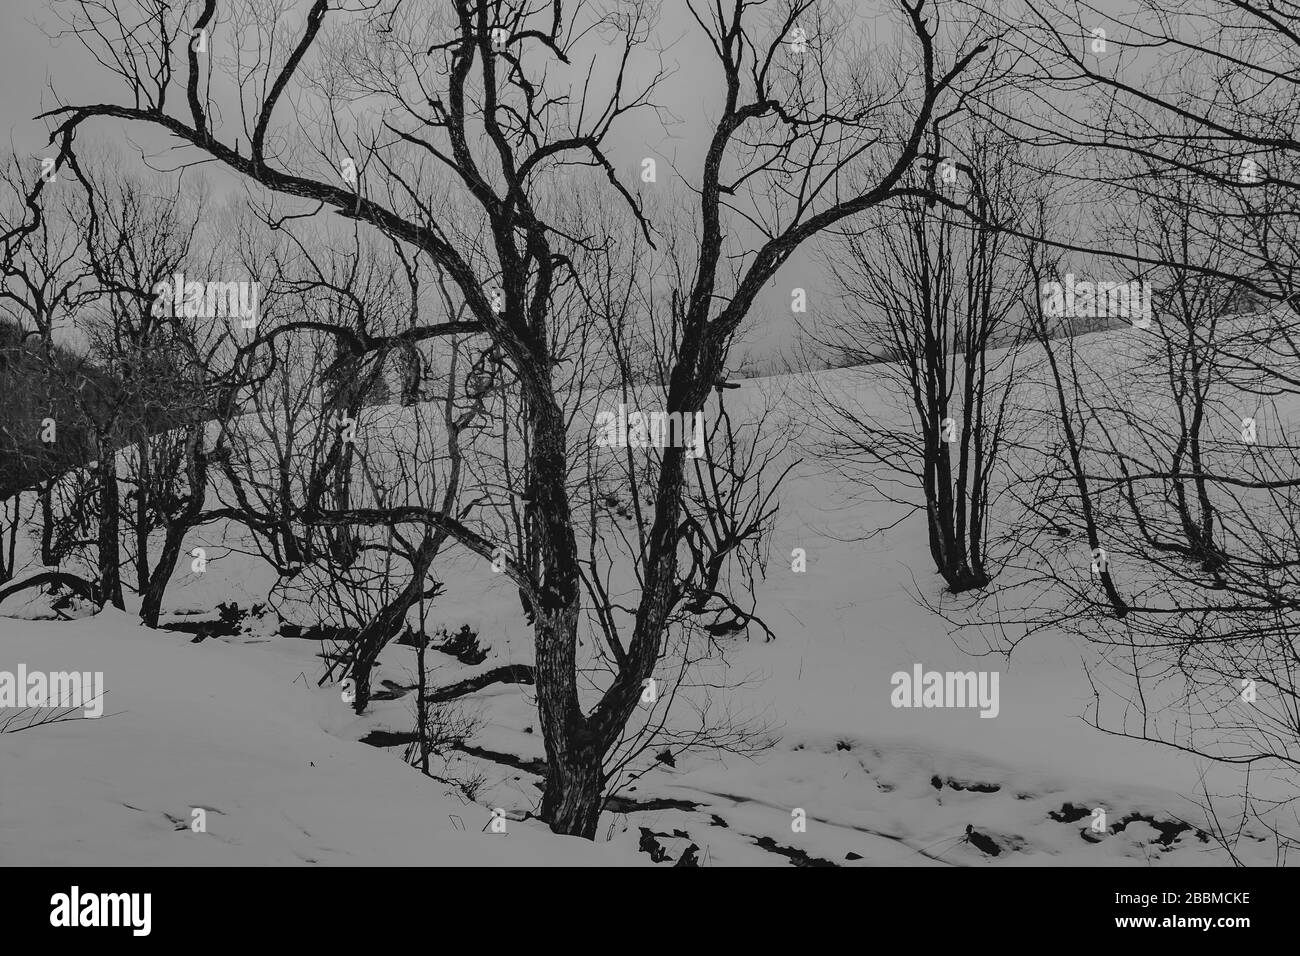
[0,323,1290,865]
[0,610,636,865]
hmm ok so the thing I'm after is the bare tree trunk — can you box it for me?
[400,344,421,407]
[1,501,9,584]
[346,542,439,713]
[0,493,16,583]
[416,593,429,775]
[39,481,55,566]
[538,723,604,839]
[139,534,178,627]
[528,396,594,834]
[96,440,124,610]
[133,437,151,594]
[1030,263,1128,618]
[140,427,208,628]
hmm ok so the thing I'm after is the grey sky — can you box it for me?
[0,1,1140,371]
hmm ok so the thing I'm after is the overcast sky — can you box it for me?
[0,1,1144,372]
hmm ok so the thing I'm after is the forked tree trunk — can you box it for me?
[925,428,990,594]
[347,542,439,713]
[140,428,209,628]
[539,726,605,839]
[140,537,177,627]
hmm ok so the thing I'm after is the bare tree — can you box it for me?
[951,0,1300,845]
[0,151,96,571]
[41,0,996,836]
[806,125,1030,592]
[71,161,225,622]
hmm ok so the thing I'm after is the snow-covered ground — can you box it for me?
[1,327,1288,866]
[0,610,636,865]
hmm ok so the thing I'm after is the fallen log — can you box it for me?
[424,664,535,703]
[0,571,100,609]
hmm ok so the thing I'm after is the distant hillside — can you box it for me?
[0,323,101,499]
